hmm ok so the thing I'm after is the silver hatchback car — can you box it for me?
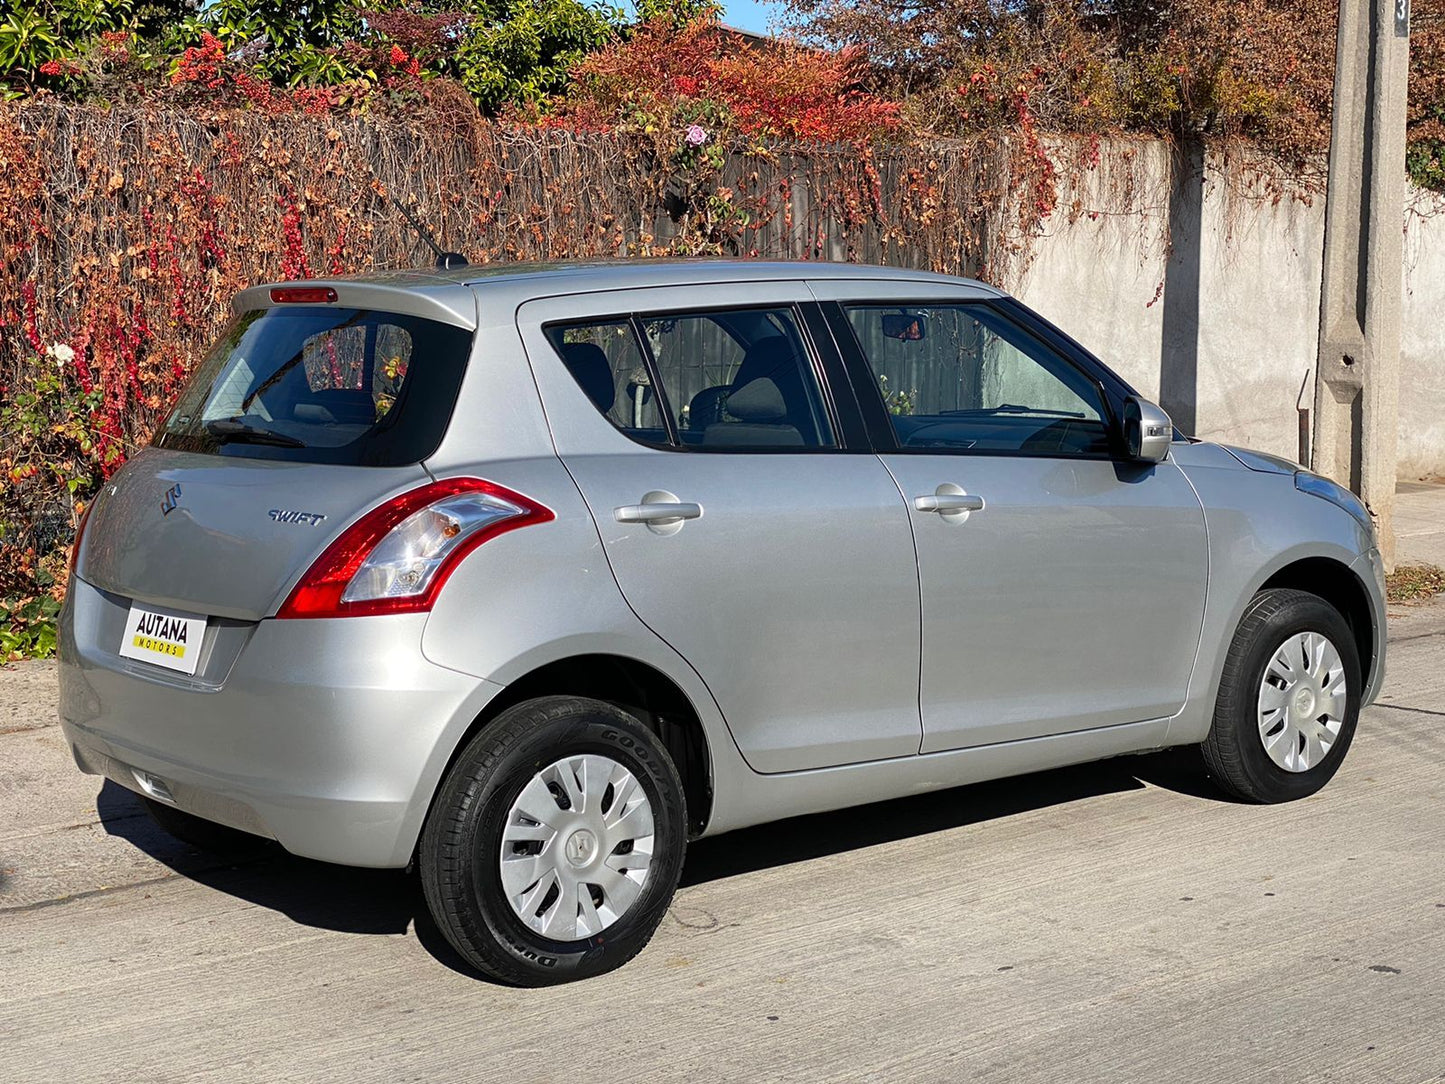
[59,260,1385,985]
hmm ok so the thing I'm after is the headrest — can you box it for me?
[560,342,616,413]
[726,377,789,423]
[734,336,797,388]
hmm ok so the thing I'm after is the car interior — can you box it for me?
[548,308,833,450]
[845,304,1115,457]
[549,302,1116,457]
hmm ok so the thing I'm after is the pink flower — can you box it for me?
[685,124,707,146]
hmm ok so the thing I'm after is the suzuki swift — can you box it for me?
[59,260,1386,985]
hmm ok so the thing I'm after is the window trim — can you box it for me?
[627,313,682,446]
[542,301,861,455]
[824,299,1129,461]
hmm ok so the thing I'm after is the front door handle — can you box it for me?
[614,490,703,535]
[914,484,984,523]
[914,493,985,514]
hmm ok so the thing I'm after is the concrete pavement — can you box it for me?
[3,604,1444,1083]
[1396,479,1445,568]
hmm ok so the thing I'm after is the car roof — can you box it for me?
[234,259,1004,327]
[282,258,1000,295]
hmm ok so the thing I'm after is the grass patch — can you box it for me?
[1387,564,1445,604]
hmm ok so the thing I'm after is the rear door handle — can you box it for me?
[914,493,985,514]
[614,490,703,535]
[614,502,703,524]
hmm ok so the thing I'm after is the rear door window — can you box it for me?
[155,307,471,465]
[546,306,836,450]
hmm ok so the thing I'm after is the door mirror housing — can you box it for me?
[1123,396,1173,463]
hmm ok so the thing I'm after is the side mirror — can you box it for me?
[1123,396,1173,463]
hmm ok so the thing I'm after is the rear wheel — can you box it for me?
[1202,588,1361,803]
[420,695,687,986]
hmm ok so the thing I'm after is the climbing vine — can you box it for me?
[3,4,1444,655]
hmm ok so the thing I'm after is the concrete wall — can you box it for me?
[1010,140,1445,478]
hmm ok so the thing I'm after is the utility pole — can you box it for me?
[1312,0,1410,570]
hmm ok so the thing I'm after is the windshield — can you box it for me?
[154,306,471,465]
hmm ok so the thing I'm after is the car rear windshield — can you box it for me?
[153,306,471,465]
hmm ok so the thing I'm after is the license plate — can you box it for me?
[118,603,207,675]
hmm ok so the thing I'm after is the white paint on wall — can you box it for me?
[1009,140,1445,478]
[1401,197,1445,480]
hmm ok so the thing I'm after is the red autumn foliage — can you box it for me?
[546,18,900,143]
[170,33,425,116]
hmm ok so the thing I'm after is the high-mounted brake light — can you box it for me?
[270,287,338,304]
[276,478,553,619]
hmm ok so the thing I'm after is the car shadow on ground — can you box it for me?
[95,747,1231,982]
[96,779,418,934]
[678,746,1226,887]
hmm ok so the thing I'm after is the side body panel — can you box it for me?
[805,277,1209,751]
[1164,441,1385,744]
[880,452,1209,751]
[700,716,1174,837]
[512,284,925,774]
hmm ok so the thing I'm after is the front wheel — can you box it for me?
[1202,588,1361,803]
[419,695,687,986]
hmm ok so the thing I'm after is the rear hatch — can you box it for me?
[77,286,476,624]
[81,451,428,620]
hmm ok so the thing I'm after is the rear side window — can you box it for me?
[546,306,835,451]
[546,319,666,442]
[155,307,471,465]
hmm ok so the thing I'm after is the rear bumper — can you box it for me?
[59,577,501,867]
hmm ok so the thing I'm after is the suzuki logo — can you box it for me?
[160,483,182,516]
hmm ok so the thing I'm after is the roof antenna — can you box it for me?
[384,190,469,270]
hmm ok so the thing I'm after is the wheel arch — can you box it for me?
[427,653,714,841]
[1258,556,1378,691]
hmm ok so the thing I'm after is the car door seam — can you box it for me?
[872,453,928,756]
[1163,457,1214,745]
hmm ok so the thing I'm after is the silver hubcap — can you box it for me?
[499,755,654,941]
[1257,631,1347,773]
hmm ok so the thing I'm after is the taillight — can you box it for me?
[68,501,93,581]
[276,478,553,619]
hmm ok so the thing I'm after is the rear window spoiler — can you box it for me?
[233,280,479,331]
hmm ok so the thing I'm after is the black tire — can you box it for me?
[419,695,687,986]
[1201,588,1362,803]
[141,796,265,854]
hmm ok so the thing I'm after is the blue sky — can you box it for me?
[719,0,788,34]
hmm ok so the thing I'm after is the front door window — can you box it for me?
[843,304,1111,457]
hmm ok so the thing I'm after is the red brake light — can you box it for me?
[270,287,338,304]
[68,500,93,581]
[276,478,553,619]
